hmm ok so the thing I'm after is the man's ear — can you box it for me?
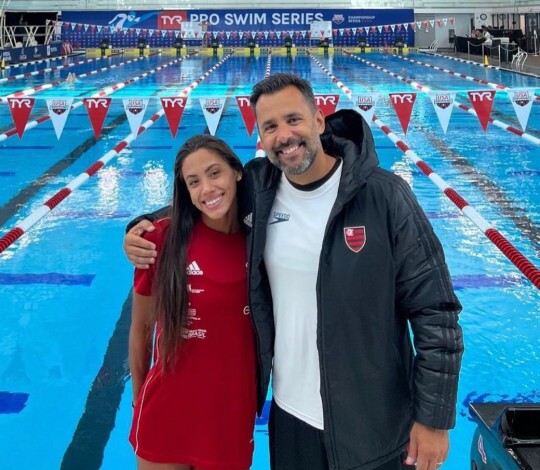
[316,108,326,134]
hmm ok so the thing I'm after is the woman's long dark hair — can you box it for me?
[154,134,244,372]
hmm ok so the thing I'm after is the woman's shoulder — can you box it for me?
[143,217,171,244]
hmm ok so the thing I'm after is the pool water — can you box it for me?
[0,51,539,469]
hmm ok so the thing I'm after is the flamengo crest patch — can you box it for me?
[344,226,366,253]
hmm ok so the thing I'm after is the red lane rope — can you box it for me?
[0,52,235,255]
[344,51,540,147]
[0,52,188,142]
[307,51,540,290]
[393,54,540,103]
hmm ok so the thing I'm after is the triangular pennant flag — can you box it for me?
[71,23,76,30]
[467,90,496,131]
[377,26,383,33]
[136,28,141,35]
[443,18,448,26]
[428,92,456,134]
[160,97,188,138]
[389,93,417,134]
[416,21,422,30]
[390,25,395,32]
[226,31,231,39]
[506,88,534,131]
[122,98,149,139]
[200,97,227,136]
[314,94,340,117]
[46,97,74,139]
[410,23,416,31]
[84,24,89,32]
[84,98,112,139]
[436,19,442,28]
[7,97,35,139]
[352,93,380,126]
[264,31,269,39]
[429,20,435,28]
[97,25,102,33]
[235,96,256,138]
[450,17,455,25]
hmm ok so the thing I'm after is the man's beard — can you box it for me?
[268,140,317,176]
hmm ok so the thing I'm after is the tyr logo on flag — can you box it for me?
[467,90,496,131]
[389,93,417,134]
[8,97,35,139]
[84,98,112,138]
[236,96,256,138]
[314,94,340,117]
[344,226,366,253]
[160,97,187,138]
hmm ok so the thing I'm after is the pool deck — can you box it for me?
[432,48,540,78]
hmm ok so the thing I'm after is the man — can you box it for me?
[124,73,463,470]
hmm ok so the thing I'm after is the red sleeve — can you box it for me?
[133,218,170,296]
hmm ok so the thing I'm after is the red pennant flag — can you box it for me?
[8,97,35,139]
[450,17,455,25]
[389,93,417,134]
[236,96,257,138]
[160,97,188,138]
[315,94,340,117]
[83,98,112,138]
[467,90,496,131]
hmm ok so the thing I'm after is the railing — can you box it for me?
[511,48,528,72]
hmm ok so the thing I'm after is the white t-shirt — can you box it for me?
[264,163,342,430]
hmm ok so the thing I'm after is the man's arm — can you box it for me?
[124,206,171,269]
[392,179,464,469]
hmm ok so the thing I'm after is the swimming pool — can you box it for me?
[0,50,539,469]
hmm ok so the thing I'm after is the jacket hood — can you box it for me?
[322,108,379,185]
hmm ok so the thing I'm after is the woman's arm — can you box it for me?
[129,292,155,401]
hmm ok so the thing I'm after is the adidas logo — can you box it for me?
[243,213,252,228]
[186,261,203,275]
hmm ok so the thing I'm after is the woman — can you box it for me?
[129,135,257,470]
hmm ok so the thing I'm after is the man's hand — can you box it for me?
[123,220,157,269]
[404,422,449,470]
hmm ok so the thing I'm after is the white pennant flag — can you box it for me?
[428,91,456,134]
[507,88,534,131]
[97,25,102,33]
[352,93,380,126]
[443,18,448,26]
[46,98,74,139]
[199,97,227,136]
[122,98,149,140]
[84,24,89,32]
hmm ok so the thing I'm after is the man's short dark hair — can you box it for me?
[250,73,317,111]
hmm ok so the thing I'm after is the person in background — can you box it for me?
[124,73,464,470]
[128,134,256,470]
[481,25,493,46]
